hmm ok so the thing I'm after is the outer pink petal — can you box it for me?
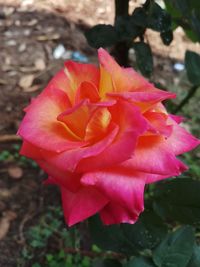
[77,100,147,172]
[18,88,86,152]
[166,123,200,155]
[20,141,81,191]
[61,186,108,226]
[37,159,81,192]
[98,48,150,92]
[108,90,176,112]
[144,111,173,138]
[39,124,119,172]
[130,135,188,176]
[20,140,42,160]
[81,167,146,225]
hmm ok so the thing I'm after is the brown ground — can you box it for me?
[0,1,199,266]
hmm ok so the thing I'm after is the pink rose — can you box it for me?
[18,48,200,226]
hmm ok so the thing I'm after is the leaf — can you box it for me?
[115,16,143,41]
[85,24,118,48]
[146,2,172,32]
[187,245,200,267]
[185,50,200,85]
[89,215,137,255]
[34,58,46,71]
[122,210,167,250]
[0,211,17,240]
[19,74,35,89]
[131,7,148,27]
[160,30,173,45]
[93,259,122,267]
[153,178,200,224]
[89,210,167,254]
[8,166,23,179]
[153,226,195,267]
[132,42,153,77]
[125,257,156,267]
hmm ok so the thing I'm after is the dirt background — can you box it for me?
[0,1,200,266]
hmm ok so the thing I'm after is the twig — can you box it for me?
[173,85,199,114]
[0,135,21,143]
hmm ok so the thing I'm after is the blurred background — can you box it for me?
[0,1,200,266]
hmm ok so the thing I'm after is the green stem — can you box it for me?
[174,85,199,114]
[111,0,130,66]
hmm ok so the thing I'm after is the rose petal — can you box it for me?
[61,186,108,226]
[108,89,176,112]
[57,99,90,139]
[144,111,173,138]
[18,88,86,152]
[81,167,146,225]
[64,61,99,103]
[39,123,119,172]
[75,81,100,103]
[77,100,147,172]
[98,48,150,93]
[166,123,200,155]
[85,108,111,142]
[130,135,188,176]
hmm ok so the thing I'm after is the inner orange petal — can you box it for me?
[85,108,111,142]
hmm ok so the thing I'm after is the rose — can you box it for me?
[18,48,200,226]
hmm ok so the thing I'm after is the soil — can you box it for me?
[0,1,199,267]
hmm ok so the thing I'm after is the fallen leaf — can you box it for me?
[34,58,46,71]
[0,79,7,85]
[0,189,12,199]
[8,166,23,179]
[19,74,34,89]
[0,217,10,240]
[22,84,40,93]
[0,211,17,240]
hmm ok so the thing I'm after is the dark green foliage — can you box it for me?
[152,178,200,224]
[89,210,167,255]
[85,0,173,71]
[164,0,200,41]
[187,245,200,267]
[185,51,200,85]
[153,226,195,267]
[132,42,153,77]
[93,259,122,267]
[85,24,118,48]
[146,2,171,33]
[125,257,156,267]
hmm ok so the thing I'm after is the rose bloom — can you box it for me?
[18,48,199,226]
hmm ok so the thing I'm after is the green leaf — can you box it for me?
[160,30,173,45]
[132,42,153,77]
[89,210,167,254]
[185,50,200,85]
[153,226,195,267]
[153,178,200,224]
[187,245,200,267]
[115,16,144,41]
[93,259,122,267]
[85,24,118,48]
[146,2,171,32]
[122,210,167,250]
[131,7,148,27]
[89,215,137,255]
[125,257,156,267]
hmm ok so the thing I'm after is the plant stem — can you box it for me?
[111,0,130,66]
[174,85,199,114]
